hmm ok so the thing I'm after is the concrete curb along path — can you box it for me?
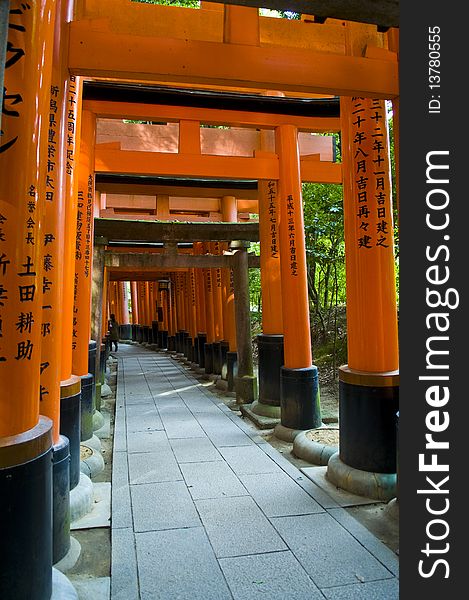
[110,345,399,600]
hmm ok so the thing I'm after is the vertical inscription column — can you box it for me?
[0,2,56,599]
[276,124,321,433]
[255,179,284,419]
[327,98,399,501]
[202,243,215,374]
[72,109,96,442]
[211,241,224,374]
[194,242,207,367]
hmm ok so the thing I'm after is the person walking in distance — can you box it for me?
[108,313,119,352]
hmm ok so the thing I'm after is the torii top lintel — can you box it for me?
[69,1,398,99]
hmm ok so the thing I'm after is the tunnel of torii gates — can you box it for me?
[0,1,399,598]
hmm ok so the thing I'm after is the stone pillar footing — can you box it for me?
[69,473,93,523]
[250,400,281,419]
[274,423,304,443]
[92,409,105,432]
[51,568,79,600]
[53,536,81,573]
[235,374,258,405]
[326,452,397,502]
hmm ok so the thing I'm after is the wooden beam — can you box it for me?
[84,100,341,133]
[94,180,258,199]
[95,218,260,243]
[94,147,342,183]
[205,0,399,30]
[105,251,260,270]
[69,22,398,98]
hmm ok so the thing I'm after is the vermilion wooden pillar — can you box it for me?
[276,124,321,431]
[71,109,98,445]
[192,243,206,367]
[202,243,216,373]
[327,97,399,500]
[254,178,285,418]
[72,109,96,375]
[211,242,224,375]
[0,3,57,598]
[130,281,139,325]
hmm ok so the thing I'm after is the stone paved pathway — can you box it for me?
[111,345,399,600]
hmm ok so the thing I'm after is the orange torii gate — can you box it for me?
[0,2,399,598]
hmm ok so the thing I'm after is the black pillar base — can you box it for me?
[204,343,214,374]
[197,333,207,368]
[0,417,53,600]
[186,339,194,362]
[161,330,168,349]
[220,341,229,379]
[88,340,97,377]
[280,365,321,430]
[131,324,137,341]
[339,367,399,473]
[168,335,176,352]
[61,377,82,490]
[212,341,222,375]
[136,325,142,343]
[88,340,97,407]
[122,323,132,340]
[79,373,93,444]
[52,435,71,564]
[152,321,159,346]
[175,331,182,353]
[99,342,106,384]
[258,334,284,407]
[226,351,238,392]
[192,337,199,364]
[182,331,189,357]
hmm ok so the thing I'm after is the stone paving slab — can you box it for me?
[219,551,324,600]
[111,528,139,600]
[219,445,282,476]
[135,528,233,600]
[180,460,249,500]
[321,578,399,599]
[195,495,288,558]
[126,430,170,454]
[239,472,324,518]
[170,436,223,463]
[128,450,183,485]
[125,405,164,433]
[131,481,201,532]
[327,508,399,577]
[271,513,394,589]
